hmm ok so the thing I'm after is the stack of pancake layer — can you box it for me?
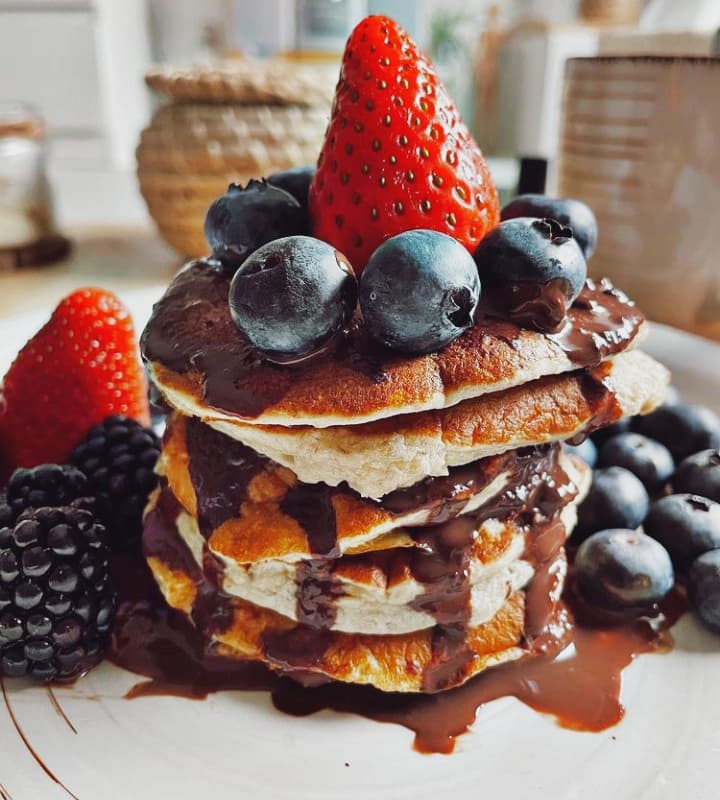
[140,260,669,692]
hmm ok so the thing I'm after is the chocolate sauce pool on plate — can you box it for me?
[110,497,686,754]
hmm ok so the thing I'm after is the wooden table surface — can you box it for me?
[0,227,182,318]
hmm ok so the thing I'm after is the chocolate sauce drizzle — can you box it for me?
[108,530,686,754]
[141,262,643,420]
[142,488,234,641]
[279,484,339,558]
[185,418,270,536]
[407,445,577,692]
[180,420,588,650]
[549,278,641,364]
[160,430,579,694]
[107,408,688,753]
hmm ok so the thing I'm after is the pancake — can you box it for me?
[202,349,668,498]
[153,448,587,635]
[144,478,580,692]
[160,414,577,560]
[175,505,534,635]
[141,259,645,428]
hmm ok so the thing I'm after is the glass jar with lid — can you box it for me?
[0,102,68,269]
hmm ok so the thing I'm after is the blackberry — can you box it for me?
[71,415,160,551]
[0,506,115,681]
[5,464,94,521]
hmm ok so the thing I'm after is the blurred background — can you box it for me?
[0,0,718,336]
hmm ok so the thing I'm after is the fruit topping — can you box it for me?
[228,235,358,363]
[575,529,674,613]
[204,180,307,268]
[575,466,649,541]
[359,229,480,354]
[71,415,160,553]
[663,385,681,406]
[267,166,315,207]
[5,465,93,521]
[308,15,499,272]
[597,433,674,491]
[644,494,720,572]
[472,217,587,333]
[565,438,597,468]
[632,403,720,461]
[0,505,115,681]
[672,449,720,503]
[591,417,632,447]
[688,549,720,633]
[0,288,150,472]
[501,194,598,258]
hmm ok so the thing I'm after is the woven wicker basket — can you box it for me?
[137,59,334,257]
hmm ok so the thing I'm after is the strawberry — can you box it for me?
[308,15,499,272]
[0,288,149,472]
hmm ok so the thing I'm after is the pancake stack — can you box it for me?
[139,260,669,692]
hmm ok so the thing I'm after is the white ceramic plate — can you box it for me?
[0,290,718,800]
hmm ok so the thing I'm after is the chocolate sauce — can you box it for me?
[261,627,334,676]
[109,551,684,754]
[110,504,687,755]
[141,493,234,641]
[182,415,576,544]
[483,276,574,333]
[405,445,577,692]
[523,522,568,646]
[410,516,477,692]
[410,516,476,624]
[423,626,475,694]
[181,422,579,675]
[108,428,686,754]
[279,483,338,557]
[294,559,343,629]
[109,553,276,700]
[270,587,685,753]
[381,452,510,520]
[142,262,643,419]
[574,362,625,440]
[142,488,199,579]
[334,317,392,384]
[185,417,270,536]
[549,279,641,365]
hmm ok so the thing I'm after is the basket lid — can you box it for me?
[145,58,337,107]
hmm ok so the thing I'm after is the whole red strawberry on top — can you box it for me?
[0,288,149,477]
[309,15,499,272]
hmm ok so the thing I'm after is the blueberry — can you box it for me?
[664,385,681,406]
[204,180,307,268]
[575,466,649,540]
[575,529,674,612]
[473,218,587,333]
[229,235,357,363]
[672,450,720,503]
[565,438,597,468]
[597,433,674,491]
[633,403,720,461]
[501,194,598,258]
[359,229,480,355]
[644,494,720,571]
[591,417,632,447]
[688,549,720,633]
[267,166,315,207]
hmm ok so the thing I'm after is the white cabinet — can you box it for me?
[0,0,152,169]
